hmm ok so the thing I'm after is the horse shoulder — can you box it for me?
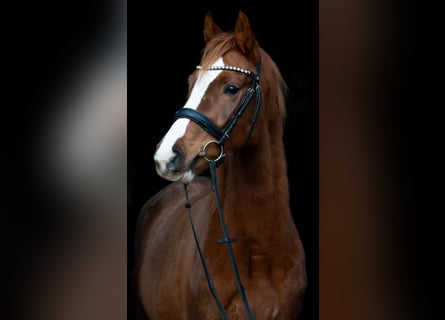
[135,177,214,319]
[135,176,212,259]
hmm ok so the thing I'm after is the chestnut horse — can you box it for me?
[135,11,306,320]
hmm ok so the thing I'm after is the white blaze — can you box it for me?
[154,58,224,175]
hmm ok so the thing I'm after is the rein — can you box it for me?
[183,160,254,320]
[178,58,262,320]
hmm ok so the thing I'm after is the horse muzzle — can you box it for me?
[154,148,197,183]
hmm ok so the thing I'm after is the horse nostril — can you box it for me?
[167,150,184,172]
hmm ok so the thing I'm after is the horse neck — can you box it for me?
[215,121,293,244]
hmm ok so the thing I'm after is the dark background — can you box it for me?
[2,0,444,319]
[2,1,126,319]
[128,1,318,320]
[1,0,319,318]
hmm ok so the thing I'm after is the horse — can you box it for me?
[135,11,307,320]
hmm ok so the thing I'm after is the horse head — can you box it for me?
[154,11,263,183]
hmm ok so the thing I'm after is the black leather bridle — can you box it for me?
[174,58,262,164]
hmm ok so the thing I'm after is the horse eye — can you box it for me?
[223,84,240,95]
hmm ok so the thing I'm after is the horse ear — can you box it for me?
[234,11,260,64]
[204,12,223,44]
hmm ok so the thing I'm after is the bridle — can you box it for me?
[176,56,262,320]
[174,57,262,165]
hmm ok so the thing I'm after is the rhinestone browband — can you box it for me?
[196,65,254,76]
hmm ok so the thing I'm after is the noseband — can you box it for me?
[174,57,262,164]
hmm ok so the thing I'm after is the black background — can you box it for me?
[128,1,318,320]
[8,0,445,319]
[0,0,444,319]
[0,0,319,318]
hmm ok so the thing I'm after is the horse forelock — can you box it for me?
[199,33,238,69]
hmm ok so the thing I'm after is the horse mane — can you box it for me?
[199,32,288,127]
